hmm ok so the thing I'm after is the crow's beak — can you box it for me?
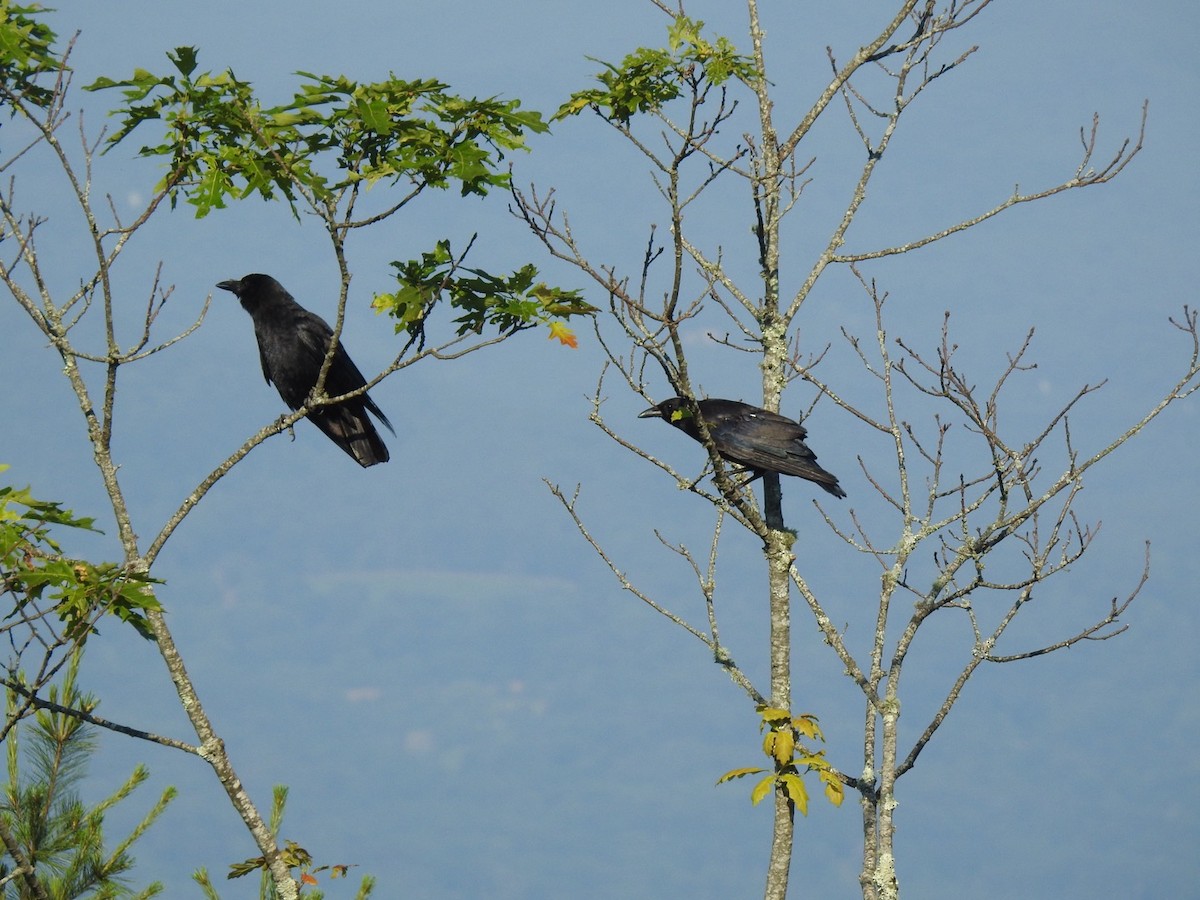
[638,406,661,419]
[216,279,241,294]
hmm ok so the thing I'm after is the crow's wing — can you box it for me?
[255,343,273,385]
[708,412,808,469]
[706,405,845,496]
[252,309,330,410]
[314,330,394,434]
[264,313,389,466]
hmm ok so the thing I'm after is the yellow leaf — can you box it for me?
[280,841,312,868]
[757,705,792,725]
[792,714,823,741]
[819,769,845,804]
[750,774,775,806]
[823,776,845,807]
[558,96,592,117]
[716,766,765,785]
[771,727,795,767]
[795,753,829,771]
[547,321,578,348]
[780,774,810,816]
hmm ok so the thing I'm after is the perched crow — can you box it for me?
[639,397,846,498]
[217,274,393,467]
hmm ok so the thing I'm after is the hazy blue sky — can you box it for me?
[2,2,1197,898]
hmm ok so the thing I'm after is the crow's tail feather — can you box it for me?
[309,405,390,467]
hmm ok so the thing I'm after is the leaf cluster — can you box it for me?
[78,41,588,348]
[373,238,594,341]
[555,15,755,123]
[717,706,844,816]
[85,46,549,216]
[1,468,160,641]
[0,2,59,109]
[226,838,362,896]
[208,785,373,899]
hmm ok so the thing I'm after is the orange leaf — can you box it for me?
[547,321,578,348]
[300,873,318,886]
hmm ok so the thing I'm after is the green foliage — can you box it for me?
[372,238,595,340]
[193,785,374,899]
[226,838,313,881]
[556,14,756,123]
[717,706,845,816]
[85,47,548,216]
[1,466,161,641]
[0,2,59,109]
[0,652,174,898]
[78,37,586,346]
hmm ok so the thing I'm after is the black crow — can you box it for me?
[217,274,393,467]
[639,397,845,498]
